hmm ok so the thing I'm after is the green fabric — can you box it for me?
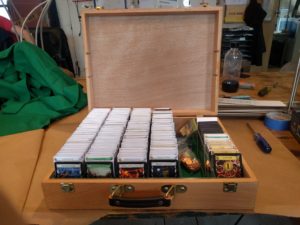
[0,42,87,136]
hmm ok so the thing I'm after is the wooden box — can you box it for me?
[42,7,258,210]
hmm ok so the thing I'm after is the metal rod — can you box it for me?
[285,0,292,32]
[288,56,300,113]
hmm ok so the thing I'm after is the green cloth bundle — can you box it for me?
[0,42,87,136]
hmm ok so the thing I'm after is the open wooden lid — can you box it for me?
[82,7,223,116]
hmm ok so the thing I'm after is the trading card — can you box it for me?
[149,155,178,161]
[117,153,147,162]
[119,141,148,148]
[151,162,177,177]
[118,164,145,178]
[55,163,82,178]
[204,133,230,139]
[54,154,84,162]
[85,156,114,162]
[213,153,243,178]
[86,163,112,178]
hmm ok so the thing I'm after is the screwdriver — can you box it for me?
[246,123,272,153]
[257,82,278,97]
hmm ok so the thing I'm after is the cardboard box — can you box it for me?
[224,5,246,23]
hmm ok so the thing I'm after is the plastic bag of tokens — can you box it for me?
[179,147,201,172]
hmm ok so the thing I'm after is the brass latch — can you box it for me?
[223,183,237,192]
[60,183,74,192]
[161,185,187,194]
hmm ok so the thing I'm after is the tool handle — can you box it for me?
[258,87,271,97]
[254,133,272,153]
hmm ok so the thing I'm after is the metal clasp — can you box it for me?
[223,183,238,192]
[60,183,74,192]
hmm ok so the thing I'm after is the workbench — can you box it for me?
[220,71,297,103]
[0,110,299,225]
[220,71,300,160]
[1,76,300,225]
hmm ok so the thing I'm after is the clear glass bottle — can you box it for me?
[222,42,243,93]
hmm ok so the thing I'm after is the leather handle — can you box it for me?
[109,196,171,208]
[108,185,174,208]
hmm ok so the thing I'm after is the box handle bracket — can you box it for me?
[161,185,187,193]
[109,184,187,208]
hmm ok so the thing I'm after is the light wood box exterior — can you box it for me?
[42,7,258,210]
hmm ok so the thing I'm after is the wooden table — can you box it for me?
[221,118,300,217]
[17,113,300,225]
[2,76,300,225]
[220,71,300,160]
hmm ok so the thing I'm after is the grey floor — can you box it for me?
[91,213,300,225]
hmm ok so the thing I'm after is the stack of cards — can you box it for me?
[203,133,243,178]
[197,117,224,141]
[85,108,131,178]
[117,108,151,178]
[204,134,239,154]
[149,109,178,177]
[54,108,111,178]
